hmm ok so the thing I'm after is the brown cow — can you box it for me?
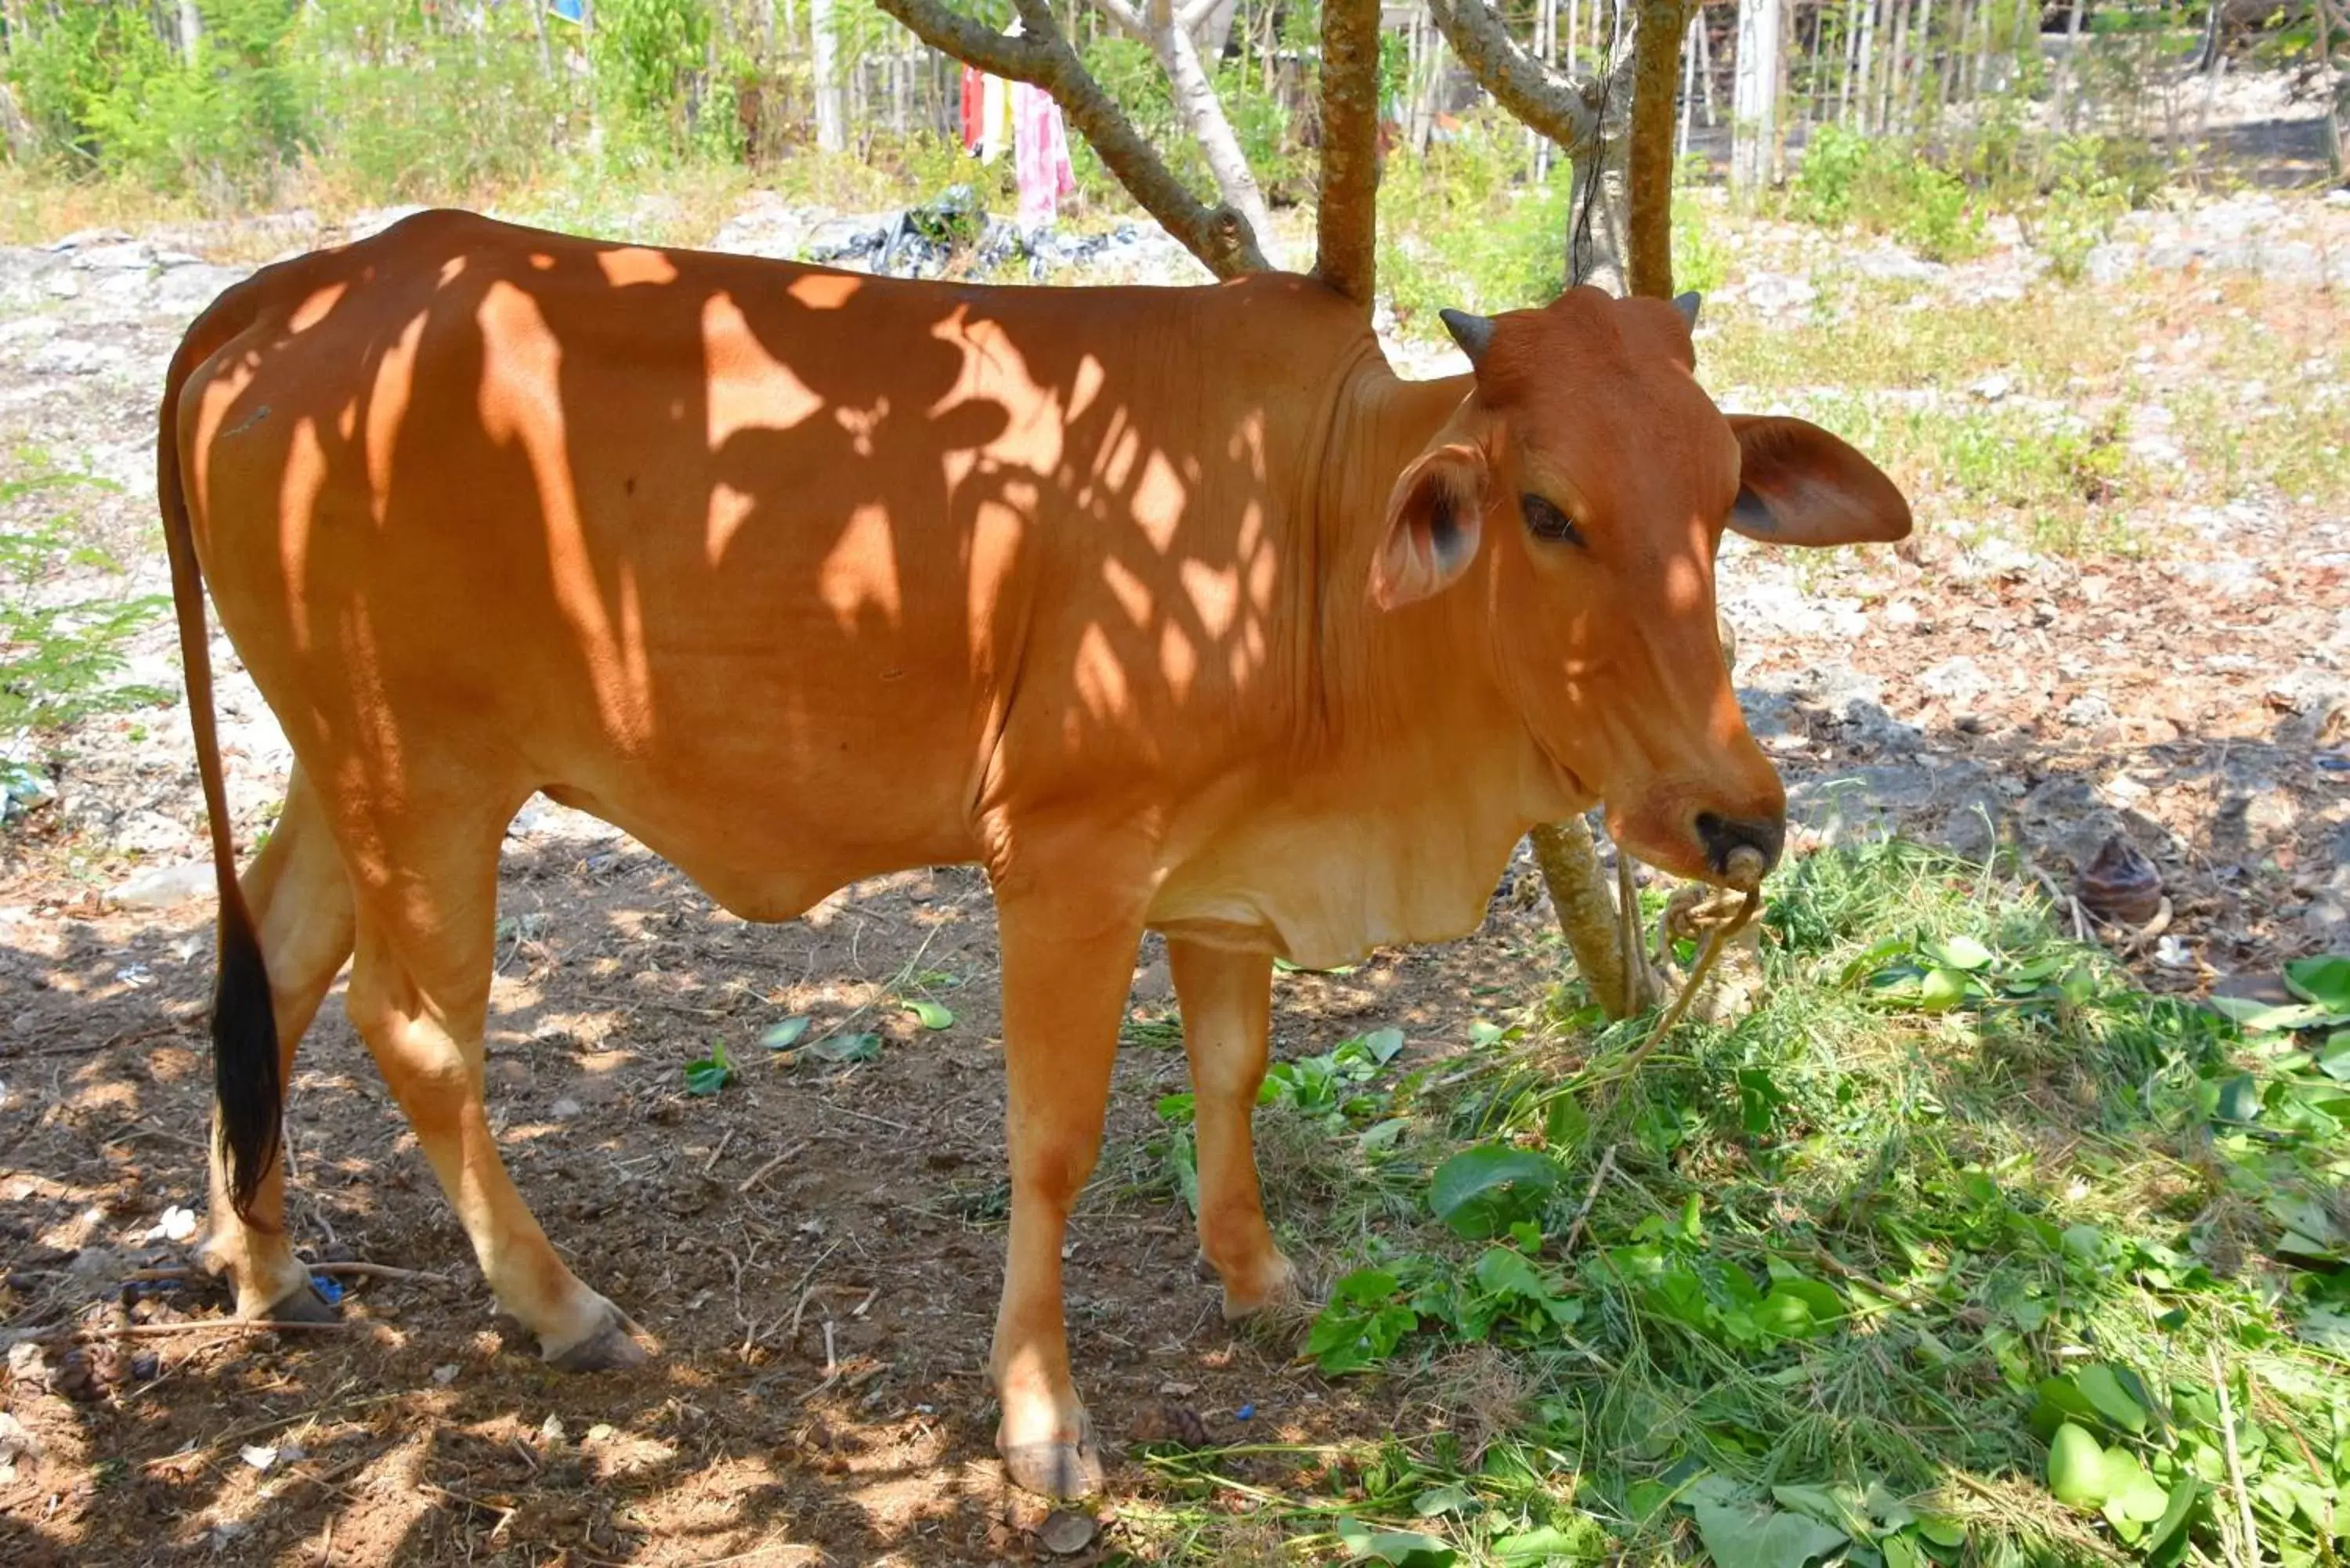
[161,210,1907,1498]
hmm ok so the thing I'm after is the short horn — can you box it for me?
[1673,291,1701,330]
[1439,308,1496,367]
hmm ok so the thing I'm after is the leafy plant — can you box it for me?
[684,1039,736,1095]
[2,464,168,744]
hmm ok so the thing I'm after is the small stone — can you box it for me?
[548,1097,584,1121]
[431,1363,461,1385]
[108,862,213,910]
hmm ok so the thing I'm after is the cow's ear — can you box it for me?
[1374,425,1491,610]
[1728,414,1911,547]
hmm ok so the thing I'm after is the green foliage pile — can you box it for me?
[1135,842,2350,1564]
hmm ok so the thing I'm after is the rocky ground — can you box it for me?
[0,182,2345,1563]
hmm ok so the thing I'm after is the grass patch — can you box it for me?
[1123,842,2350,1565]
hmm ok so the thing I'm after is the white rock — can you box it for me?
[109,862,214,909]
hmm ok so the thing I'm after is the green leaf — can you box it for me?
[802,1031,881,1064]
[902,999,954,1030]
[1359,1027,1406,1064]
[1771,1483,1873,1537]
[760,1016,812,1051]
[2283,954,2350,1012]
[1412,1483,1473,1518]
[2315,1031,2350,1082]
[2076,1364,2149,1435]
[1492,1526,1588,1563]
[2098,1449,2168,1526]
[1922,933,1994,971]
[1334,1517,1455,1566]
[2144,1477,2201,1566]
[1428,1145,1564,1241]
[684,1040,735,1097]
[1358,1118,1409,1153]
[2212,1075,2262,1124]
[2048,1423,2108,1509]
[1918,967,1972,1012]
[1689,1500,1848,1568]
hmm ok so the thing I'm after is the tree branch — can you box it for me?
[1426,0,1604,151]
[1314,0,1382,307]
[1626,0,1692,298]
[872,0,1271,278]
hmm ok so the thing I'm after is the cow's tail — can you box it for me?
[159,292,279,1222]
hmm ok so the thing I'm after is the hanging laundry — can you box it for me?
[979,71,1010,164]
[960,66,985,154]
[1011,81,1076,232]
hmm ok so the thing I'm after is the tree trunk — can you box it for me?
[1697,2,1719,123]
[1679,12,1698,156]
[813,0,846,150]
[1568,29,1636,291]
[2330,0,2350,180]
[2055,0,2084,130]
[177,0,203,62]
[1902,0,1931,130]
[1144,7,1278,262]
[2195,0,2224,142]
[1730,0,1780,187]
[1803,0,1826,128]
[532,0,555,72]
[1845,0,1870,123]
[1629,0,1693,296]
[1191,0,1242,61]
[1531,818,1654,1019]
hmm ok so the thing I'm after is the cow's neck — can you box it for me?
[1205,357,1589,961]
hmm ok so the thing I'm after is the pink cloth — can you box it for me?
[1011,82,1076,230]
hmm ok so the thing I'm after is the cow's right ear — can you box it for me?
[1374,421,1492,610]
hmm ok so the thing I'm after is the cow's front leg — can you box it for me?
[988,890,1143,1499]
[1167,939,1297,1316]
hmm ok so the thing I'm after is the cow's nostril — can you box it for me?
[1694,811,1784,883]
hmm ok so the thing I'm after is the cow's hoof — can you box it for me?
[546,1309,650,1372]
[1000,1434,1105,1500]
[1220,1252,1303,1321]
[259,1282,342,1325]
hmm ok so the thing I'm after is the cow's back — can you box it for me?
[175,211,1370,915]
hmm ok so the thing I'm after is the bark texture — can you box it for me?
[1628,0,1693,298]
[1426,0,1604,148]
[1096,0,1279,262]
[872,0,1271,277]
[1315,0,1383,308]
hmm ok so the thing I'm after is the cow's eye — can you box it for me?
[1520,493,1583,546]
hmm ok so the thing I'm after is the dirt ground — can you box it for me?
[2,185,2348,1565]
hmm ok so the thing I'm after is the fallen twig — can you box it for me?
[48,1317,355,1343]
[1558,1144,1619,1257]
[736,1138,811,1195]
[2210,1346,2258,1568]
[125,1260,450,1287]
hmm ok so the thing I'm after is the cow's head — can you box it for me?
[1371,287,1910,888]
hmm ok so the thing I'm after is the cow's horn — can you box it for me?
[1673,291,1702,330]
[1439,309,1496,367]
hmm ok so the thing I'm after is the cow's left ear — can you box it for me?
[1373,437,1490,609]
[1727,414,1911,546]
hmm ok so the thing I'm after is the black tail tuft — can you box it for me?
[212,900,281,1219]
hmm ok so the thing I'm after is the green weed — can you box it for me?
[1,456,168,745]
[1125,842,2350,1565]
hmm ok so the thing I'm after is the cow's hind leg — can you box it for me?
[989,888,1145,1498]
[199,765,356,1322]
[1167,940,1297,1317]
[342,810,643,1369]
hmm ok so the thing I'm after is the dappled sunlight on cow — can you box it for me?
[157,209,1906,1499]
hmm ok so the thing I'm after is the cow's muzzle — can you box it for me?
[1693,810,1783,887]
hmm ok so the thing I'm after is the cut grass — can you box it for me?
[1119,841,2350,1565]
